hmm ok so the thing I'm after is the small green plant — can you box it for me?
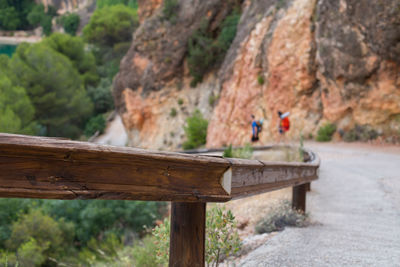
[223,144,253,159]
[153,207,241,266]
[170,108,177,117]
[255,200,308,234]
[208,93,219,106]
[299,132,304,162]
[223,145,233,158]
[257,74,264,85]
[163,0,179,24]
[178,98,184,105]
[182,109,208,150]
[316,122,336,142]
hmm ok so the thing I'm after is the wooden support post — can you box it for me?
[306,182,311,191]
[292,183,307,212]
[169,202,206,267]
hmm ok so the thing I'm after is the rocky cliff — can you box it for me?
[37,0,95,13]
[113,0,400,149]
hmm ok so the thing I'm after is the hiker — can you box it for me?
[278,111,290,138]
[251,115,263,142]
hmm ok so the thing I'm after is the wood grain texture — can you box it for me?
[0,134,320,202]
[0,134,231,202]
[169,202,206,267]
[292,183,307,212]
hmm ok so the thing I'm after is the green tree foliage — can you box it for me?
[0,198,33,248]
[42,200,165,244]
[187,20,215,87]
[9,43,93,138]
[83,5,138,47]
[43,33,99,86]
[40,13,52,36]
[58,12,80,35]
[187,10,241,87]
[6,209,75,265]
[182,109,208,150]
[0,0,35,30]
[26,4,45,26]
[0,7,20,30]
[16,238,46,266]
[316,122,336,142]
[84,114,106,137]
[87,78,114,114]
[216,10,240,52]
[0,55,37,135]
[26,4,56,36]
[97,0,138,9]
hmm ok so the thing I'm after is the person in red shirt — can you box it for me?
[278,111,290,141]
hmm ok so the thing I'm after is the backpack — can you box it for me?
[281,117,290,131]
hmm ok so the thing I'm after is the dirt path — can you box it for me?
[240,142,400,266]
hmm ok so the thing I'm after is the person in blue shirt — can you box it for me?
[251,114,261,142]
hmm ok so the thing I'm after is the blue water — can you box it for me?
[0,44,17,57]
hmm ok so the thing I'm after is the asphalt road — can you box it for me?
[240,143,400,266]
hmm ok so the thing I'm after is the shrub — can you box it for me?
[84,114,106,137]
[187,9,241,87]
[182,109,208,150]
[163,0,179,24]
[132,236,158,267]
[59,13,80,35]
[255,200,308,234]
[216,10,241,52]
[178,98,184,105]
[223,145,233,158]
[257,74,264,85]
[170,107,177,117]
[87,78,114,114]
[153,206,241,266]
[187,20,215,87]
[316,122,336,142]
[223,144,254,159]
[343,125,379,142]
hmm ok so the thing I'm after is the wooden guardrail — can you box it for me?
[0,133,320,266]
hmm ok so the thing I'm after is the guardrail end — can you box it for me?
[220,168,232,195]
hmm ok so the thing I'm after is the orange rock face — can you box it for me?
[114,0,400,149]
[137,0,162,23]
[208,0,320,147]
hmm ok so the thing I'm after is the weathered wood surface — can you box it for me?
[292,183,308,212]
[0,134,319,201]
[169,202,206,267]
